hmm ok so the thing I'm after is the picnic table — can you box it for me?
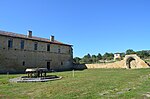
[25,68,48,78]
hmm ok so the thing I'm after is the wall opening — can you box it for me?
[22,61,25,66]
[61,62,63,65]
[126,57,136,69]
[47,62,50,70]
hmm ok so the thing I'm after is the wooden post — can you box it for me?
[44,72,46,77]
[30,73,32,78]
[27,73,29,78]
[73,69,74,77]
[41,72,42,77]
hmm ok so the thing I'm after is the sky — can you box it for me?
[0,0,150,58]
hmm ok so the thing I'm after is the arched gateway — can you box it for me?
[124,54,149,69]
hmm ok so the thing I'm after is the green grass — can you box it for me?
[145,60,150,62]
[1,69,150,98]
[144,58,150,62]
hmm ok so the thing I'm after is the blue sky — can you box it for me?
[0,0,150,57]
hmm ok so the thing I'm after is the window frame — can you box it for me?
[22,61,25,66]
[8,39,13,48]
[20,40,25,49]
[47,44,50,51]
[58,48,60,53]
[34,42,38,50]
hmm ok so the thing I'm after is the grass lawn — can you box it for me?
[145,60,150,63]
[144,58,150,61]
[1,69,150,99]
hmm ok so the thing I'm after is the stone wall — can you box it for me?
[74,60,125,70]
[74,55,149,70]
[124,54,149,69]
[0,35,73,73]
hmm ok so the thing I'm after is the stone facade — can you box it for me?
[0,30,73,73]
[114,53,121,60]
[124,54,149,69]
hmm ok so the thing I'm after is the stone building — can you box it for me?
[114,53,121,60]
[0,30,73,73]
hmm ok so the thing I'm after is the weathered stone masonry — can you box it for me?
[0,30,73,73]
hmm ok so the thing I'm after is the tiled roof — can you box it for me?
[0,30,72,46]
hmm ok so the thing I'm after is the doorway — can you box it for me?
[47,62,50,70]
[126,57,136,69]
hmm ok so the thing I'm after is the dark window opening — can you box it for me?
[8,39,13,48]
[47,62,50,70]
[21,40,24,49]
[47,44,50,51]
[58,48,60,53]
[61,62,63,65]
[23,61,25,66]
[34,42,38,50]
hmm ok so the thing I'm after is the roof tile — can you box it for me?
[0,30,71,46]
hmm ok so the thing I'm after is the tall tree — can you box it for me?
[103,53,114,60]
[92,55,97,63]
[97,53,102,60]
[81,53,93,64]
[136,50,149,59]
[126,49,136,55]
[73,57,81,64]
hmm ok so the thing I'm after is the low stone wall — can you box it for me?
[73,60,125,70]
[73,57,150,70]
[85,61,125,69]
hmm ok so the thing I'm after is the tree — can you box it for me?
[86,53,91,59]
[91,55,97,63]
[126,49,136,55]
[136,50,149,59]
[102,53,114,60]
[97,53,102,60]
[81,53,93,64]
[73,57,81,64]
[120,52,125,57]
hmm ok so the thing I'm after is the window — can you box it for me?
[34,42,38,50]
[22,61,25,66]
[21,40,24,49]
[47,44,50,51]
[61,62,63,65]
[47,62,50,70]
[58,48,60,53]
[8,39,13,48]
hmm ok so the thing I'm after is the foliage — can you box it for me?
[97,53,102,60]
[73,49,150,64]
[120,52,125,57]
[81,53,92,64]
[102,52,114,60]
[126,49,136,55]
[73,57,81,64]
[91,55,97,63]
[74,53,103,64]
[126,49,150,59]
[136,50,150,59]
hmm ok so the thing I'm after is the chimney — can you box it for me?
[27,30,32,38]
[50,35,54,42]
